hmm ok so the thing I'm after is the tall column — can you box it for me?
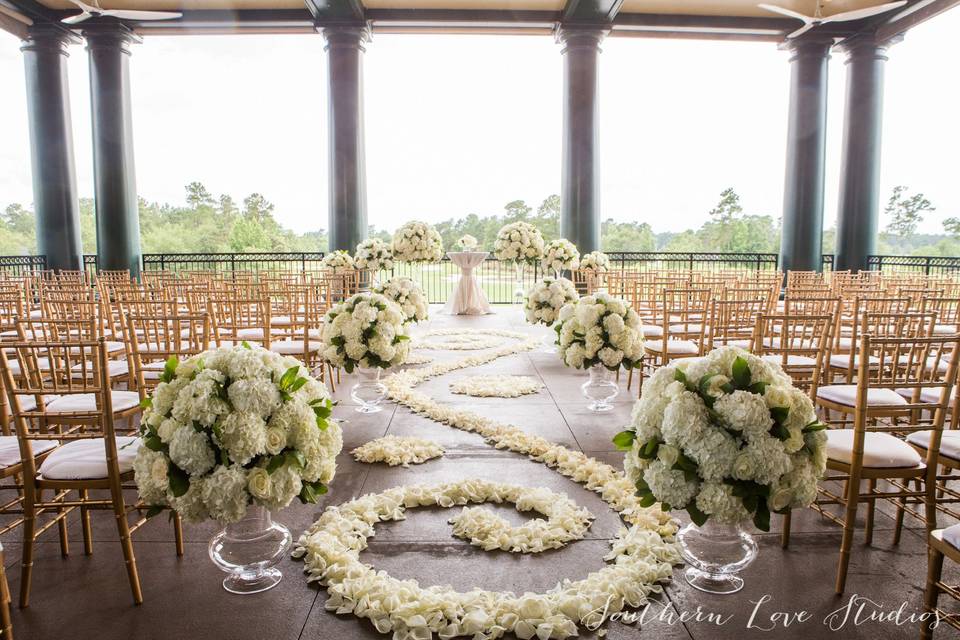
[835,34,892,273]
[322,25,368,253]
[779,37,831,274]
[558,27,604,255]
[84,22,142,276]
[21,25,83,272]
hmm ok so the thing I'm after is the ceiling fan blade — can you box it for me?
[64,0,98,12]
[786,21,818,38]
[61,12,92,24]
[757,3,815,21]
[820,1,907,23]
[100,9,182,20]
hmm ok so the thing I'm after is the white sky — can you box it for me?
[0,9,958,237]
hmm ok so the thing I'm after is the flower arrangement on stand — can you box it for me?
[392,221,444,263]
[355,238,394,286]
[555,293,644,411]
[320,249,356,273]
[615,346,827,594]
[457,234,478,250]
[321,291,410,413]
[541,239,580,277]
[524,277,578,352]
[133,344,341,593]
[373,276,429,324]
[579,250,611,272]
[493,222,544,304]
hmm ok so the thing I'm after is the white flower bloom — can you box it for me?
[373,276,429,324]
[392,221,444,263]
[320,249,356,273]
[322,292,410,371]
[168,425,216,476]
[354,238,395,271]
[541,239,581,273]
[449,375,542,398]
[579,251,610,272]
[201,465,249,525]
[351,435,444,467]
[523,277,578,327]
[493,222,544,265]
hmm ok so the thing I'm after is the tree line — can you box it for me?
[1,181,957,257]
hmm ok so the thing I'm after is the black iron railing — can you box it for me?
[821,254,834,272]
[142,252,328,273]
[609,252,779,271]
[0,255,46,274]
[866,255,960,275]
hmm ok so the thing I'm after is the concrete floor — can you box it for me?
[4,306,959,640]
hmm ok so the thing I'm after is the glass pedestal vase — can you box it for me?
[541,332,557,353]
[581,364,618,412]
[208,505,292,595]
[351,366,388,413]
[677,520,758,594]
[513,263,526,305]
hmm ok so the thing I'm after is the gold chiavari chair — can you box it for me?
[643,288,711,371]
[127,313,211,398]
[921,525,960,639]
[208,296,273,348]
[0,338,183,607]
[17,316,132,388]
[0,544,10,639]
[802,333,960,594]
[753,313,834,399]
[267,287,328,376]
[924,296,960,337]
[705,295,767,350]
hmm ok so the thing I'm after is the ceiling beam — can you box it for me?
[303,0,364,23]
[1,0,54,23]
[875,0,960,42]
[613,12,794,40]
[562,0,623,24]
[0,6,30,38]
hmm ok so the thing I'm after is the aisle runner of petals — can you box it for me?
[449,375,542,398]
[412,328,529,351]
[352,435,445,467]
[295,329,680,640]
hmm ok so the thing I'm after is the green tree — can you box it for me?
[185,182,215,209]
[709,187,743,224]
[885,185,935,236]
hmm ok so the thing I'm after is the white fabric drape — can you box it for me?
[444,251,493,315]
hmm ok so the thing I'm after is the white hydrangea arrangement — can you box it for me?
[493,221,544,265]
[523,276,578,327]
[541,239,580,274]
[373,276,428,324]
[321,292,410,373]
[579,250,611,272]
[320,250,355,273]
[555,292,644,370]
[616,346,828,531]
[133,345,341,525]
[392,221,443,263]
[457,234,478,250]
[354,238,394,272]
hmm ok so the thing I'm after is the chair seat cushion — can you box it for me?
[828,354,880,369]
[945,523,960,549]
[934,324,959,336]
[16,394,60,413]
[826,429,922,468]
[645,340,699,355]
[668,323,704,334]
[640,325,663,338]
[38,436,140,480]
[895,386,956,404]
[236,328,286,340]
[270,340,323,355]
[722,339,752,350]
[816,385,909,407]
[0,436,58,468]
[761,354,817,367]
[44,390,141,414]
[906,430,960,461]
[72,360,129,378]
[270,316,293,326]
[836,337,854,351]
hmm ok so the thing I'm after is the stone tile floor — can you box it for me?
[4,306,959,639]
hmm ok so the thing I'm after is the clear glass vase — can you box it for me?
[208,505,293,595]
[513,262,526,304]
[542,332,557,353]
[351,366,387,413]
[581,364,618,411]
[677,519,758,594]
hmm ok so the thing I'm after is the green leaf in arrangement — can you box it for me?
[278,366,299,391]
[395,334,410,342]
[289,450,306,469]
[612,430,636,451]
[637,439,660,459]
[167,464,190,498]
[145,505,165,519]
[265,455,286,474]
[687,504,709,527]
[298,481,328,504]
[660,502,671,512]
[638,493,657,508]
[143,433,164,452]
[635,477,650,493]
[731,356,751,390]
[802,420,828,433]
[139,397,153,409]
[241,341,252,349]
[770,406,789,425]
[160,356,179,384]
[344,361,355,374]
[289,377,308,393]
[674,368,696,392]
[753,497,771,532]
[748,381,767,395]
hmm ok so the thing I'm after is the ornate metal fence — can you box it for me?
[866,255,960,275]
[142,252,328,273]
[608,252,779,272]
[0,255,46,275]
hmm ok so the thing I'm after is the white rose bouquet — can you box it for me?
[321,292,410,372]
[541,238,580,274]
[133,345,341,525]
[616,346,828,531]
[457,234,478,250]
[392,221,443,263]
[354,238,394,272]
[523,277,578,327]
[555,292,644,370]
[579,250,611,272]
[320,250,355,273]
[493,222,544,265]
[373,276,429,324]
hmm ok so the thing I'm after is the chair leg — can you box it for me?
[781,509,792,549]
[893,488,907,546]
[626,367,632,391]
[79,488,93,555]
[173,511,184,557]
[18,493,36,608]
[864,478,877,546]
[921,545,945,640]
[924,475,938,535]
[111,493,143,605]
[836,474,862,594]
[0,561,11,640]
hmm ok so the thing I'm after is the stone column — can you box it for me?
[558,27,604,255]
[322,25,369,253]
[21,25,83,272]
[779,37,831,274]
[835,34,893,273]
[84,22,142,276]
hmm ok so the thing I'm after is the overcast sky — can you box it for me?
[0,9,957,236]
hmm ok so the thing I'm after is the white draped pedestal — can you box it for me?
[444,251,493,315]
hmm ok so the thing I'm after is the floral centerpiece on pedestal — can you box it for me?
[555,293,645,411]
[133,345,341,592]
[354,238,394,272]
[579,250,611,272]
[541,239,580,276]
[392,221,443,263]
[457,234,478,251]
[373,276,428,324]
[320,250,355,273]
[523,276,578,327]
[616,346,827,593]
[493,221,544,265]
